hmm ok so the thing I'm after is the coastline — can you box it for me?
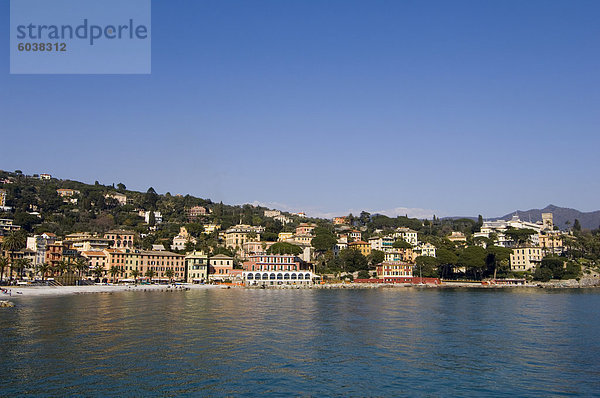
[0,283,220,298]
[2,277,599,299]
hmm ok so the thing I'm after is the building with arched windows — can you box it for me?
[242,271,318,286]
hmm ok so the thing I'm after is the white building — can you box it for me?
[393,228,418,246]
[143,211,163,224]
[264,210,281,218]
[368,236,395,252]
[415,242,436,257]
[474,215,542,247]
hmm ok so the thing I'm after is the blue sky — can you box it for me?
[1,0,599,218]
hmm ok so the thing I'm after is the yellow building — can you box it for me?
[224,225,262,250]
[348,241,371,256]
[510,247,542,271]
[278,232,294,242]
[539,232,563,255]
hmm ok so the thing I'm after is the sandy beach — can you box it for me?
[0,283,222,298]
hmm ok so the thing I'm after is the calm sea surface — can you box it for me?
[1,288,599,397]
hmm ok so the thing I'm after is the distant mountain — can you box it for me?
[493,205,600,230]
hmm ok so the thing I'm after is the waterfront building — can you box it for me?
[242,254,315,286]
[376,261,413,283]
[26,233,57,265]
[104,248,185,281]
[104,229,135,249]
[242,254,304,272]
[45,242,64,269]
[185,251,208,283]
[348,241,371,256]
[208,254,234,281]
[510,247,542,271]
[65,232,111,252]
[82,251,107,272]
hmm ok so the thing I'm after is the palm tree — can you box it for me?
[2,230,27,280]
[0,256,8,283]
[165,269,174,283]
[109,266,120,283]
[131,269,140,283]
[75,257,89,279]
[92,265,104,282]
[14,258,31,280]
[57,260,72,276]
[145,268,155,282]
[37,263,51,281]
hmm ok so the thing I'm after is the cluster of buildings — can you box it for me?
[475,213,565,272]
[0,180,572,284]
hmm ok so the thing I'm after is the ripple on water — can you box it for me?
[1,288,600,396]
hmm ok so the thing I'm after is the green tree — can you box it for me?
[37,263,51,281]
[340,249,368,272]
[458,246,487,280]
[357,270,371,279]
[415,256,439,278]
[148,211,156,227]
[165,269,174,282]
[109,266,120,283]
[145,268,155,281]
[267,242,303,255]
[368,250,385,266]
[485,246,512,279]
[131,269,140,281]
[436,248,458,278]
[75,257,89,279]
[0,256,8,283]
[93,265,104,280]
[573,219,582,232]
[393,239,412,249]
[311,234,337,252]
[2,230,27,279]
[145,187,159,210]
[13,258,31,279]
[504,227,537,247]
[534,256,566,281]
